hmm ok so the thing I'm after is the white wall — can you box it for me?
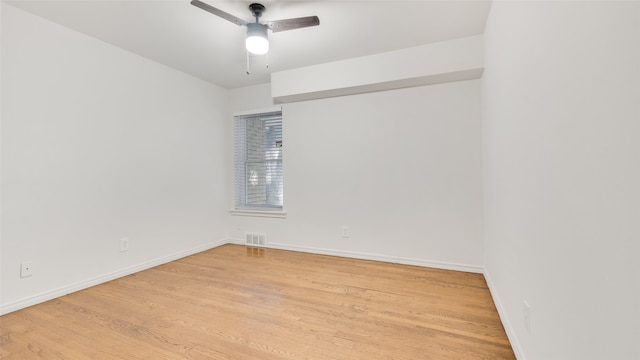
[230,81,484,271]
[1,4,231,313]
[230,83,275,112]
[482,1,640,359]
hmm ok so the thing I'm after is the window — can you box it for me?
[234,110,283,213]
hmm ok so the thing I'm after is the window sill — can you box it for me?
[230,209,287,219]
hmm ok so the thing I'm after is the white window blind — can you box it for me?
[234,111,283,210]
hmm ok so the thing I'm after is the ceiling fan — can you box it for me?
[191,0,320,55]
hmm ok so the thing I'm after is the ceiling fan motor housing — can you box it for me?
[247,22,268,38]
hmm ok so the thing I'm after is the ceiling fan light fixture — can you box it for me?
[246,23,269,55]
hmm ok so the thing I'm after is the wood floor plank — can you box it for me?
[0,244,515,359]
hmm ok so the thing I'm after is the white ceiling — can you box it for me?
[6,0,492,89]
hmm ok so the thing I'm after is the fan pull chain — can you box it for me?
[266,52,269,70]
[246,50,251,75]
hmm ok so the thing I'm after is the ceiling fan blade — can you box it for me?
[191,0,248,26]
[267,16,320,33]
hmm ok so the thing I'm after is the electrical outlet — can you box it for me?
[341,226,350,238]
[21,261,34,278]
[120,238,129,253]
[523,300,531,334]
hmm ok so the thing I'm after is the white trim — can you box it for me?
[484,269,526,360]
[233,106,282,117]
[230,209,287,218]
[226,238,245,245]
[0,239,228,315]
[245,240,483,273]
[1,238,485,318]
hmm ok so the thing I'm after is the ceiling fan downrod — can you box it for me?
[249,3,265,22]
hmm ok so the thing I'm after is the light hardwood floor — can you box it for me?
[0,244,515,359]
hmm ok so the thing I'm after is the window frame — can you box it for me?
[231,107,286,218]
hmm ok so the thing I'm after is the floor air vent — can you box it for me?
[245,232,266,247]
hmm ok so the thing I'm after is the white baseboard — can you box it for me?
[1,236,517,360]
[1,238,484,316]
[483,269,526,360]
[0,239,228,315]
[226,238,245,245]
[231,239,483,273]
